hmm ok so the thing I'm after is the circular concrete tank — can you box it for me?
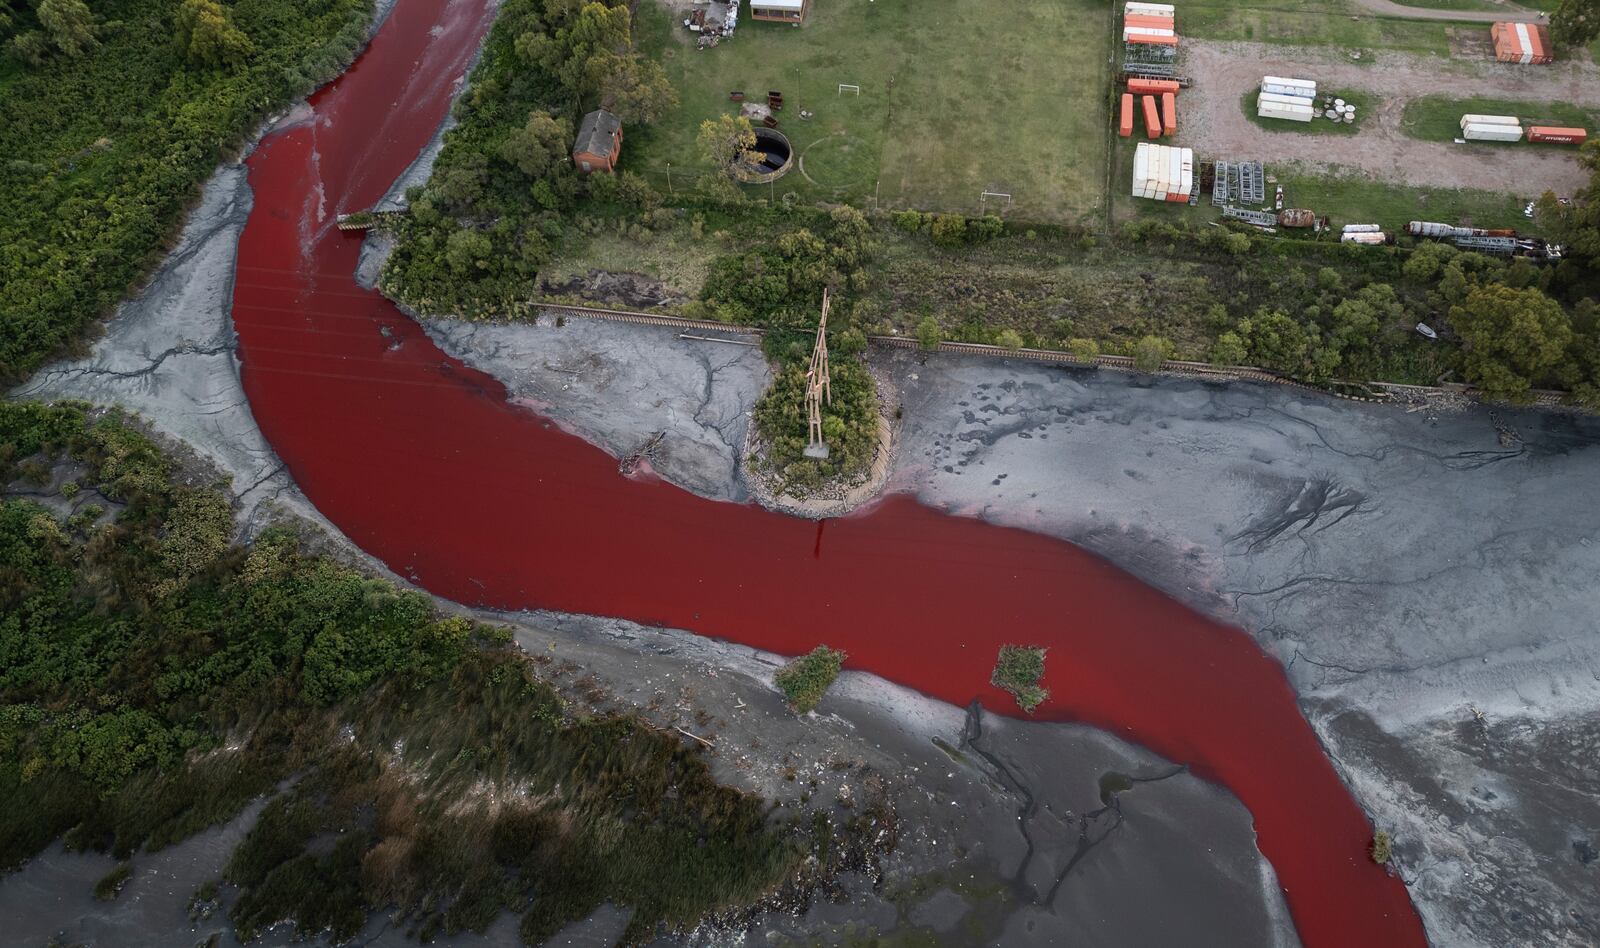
[736,127,794,183]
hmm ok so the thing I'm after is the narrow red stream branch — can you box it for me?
[230,1,1427,944]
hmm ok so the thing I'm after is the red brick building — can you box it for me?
[572,109,622,173]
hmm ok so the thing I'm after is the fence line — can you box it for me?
[530,302,1571,408]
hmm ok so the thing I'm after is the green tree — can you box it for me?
[914,316,942,350]
[445,228,493,275]
[1132,334,1173,372]
[595,52,678,124]
[175,0,254,68]
[1402,241,1458,283]
[1068,337,1100,361]
[37,0,97,56]
[1242,309,1311,374]
[995,329,1024,350]
[1550,0,1600,48]
[1210,331,1248,367]
[697,113,758,175]
[1450,284,1573,400]
[498,110,569,178]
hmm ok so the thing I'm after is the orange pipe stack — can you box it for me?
[1119,93,1134,137]
[1141,95,1161,138]
[1161,91,1177,135]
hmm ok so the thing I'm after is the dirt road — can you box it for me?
[1349,0,1539,24]
[1179,40,1600,197]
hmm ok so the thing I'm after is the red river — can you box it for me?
[230,1,1428,944]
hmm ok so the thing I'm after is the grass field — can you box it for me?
[1400,94,1600,141]
[1242,88,1378,135]
[627,0,1114,224]
[1180,0,1456,58]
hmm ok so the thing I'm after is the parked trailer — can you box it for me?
[1460,113,1519,129]
[1119,93,1134,137]
[1128,77,1180,94]
[1463,122,1524,142]
[1528,126,1588,144]
[1142,94,1162,137]
[1161,91,1177,135]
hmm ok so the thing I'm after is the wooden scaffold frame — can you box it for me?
[803,287,832,459]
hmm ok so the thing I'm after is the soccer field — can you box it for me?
[627,0,1115,224]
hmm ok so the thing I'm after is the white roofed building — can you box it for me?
[750,0,809,22]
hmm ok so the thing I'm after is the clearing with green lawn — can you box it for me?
[626,0,1113,224]
[1401,94,1600,141]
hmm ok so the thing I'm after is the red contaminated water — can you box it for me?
[230,2,1427,945]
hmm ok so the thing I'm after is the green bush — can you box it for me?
[1132,334,1174,372]
[1068,337,1100,361]
[930,213,968,248]
[774,646,846,714]
[915,316,942,350]
[991,646,1048,713]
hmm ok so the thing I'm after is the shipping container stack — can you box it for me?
[1123,2,1177,66]
[1257,76,1315,123]
[1460,114,1523,143]
[1123,78,1180,139]
[1132,142,1194,203]
[1490,21,1553,65]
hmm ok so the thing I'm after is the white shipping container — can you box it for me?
[1123,26,1175,38]
[1260,91,1314,108]
[1515,23,1534,65]
[1463,122,1524,142]
[1125,1,1176,15]
[1341,232,1387,245]
[1343,223,1381,233]
[1133,143,1149,198]
[1261,75,1317,92]
[1262,85,1316,99]
[1259,103,1314,123]
[1459,113,1519,130]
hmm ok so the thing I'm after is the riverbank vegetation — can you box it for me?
[991,646,1048,714]
[0,0,379,383]
[0,401,887,943]
[382,0,1600,435]
[774,646,846,715]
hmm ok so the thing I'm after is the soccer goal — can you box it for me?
[837,83,861,96]
[980,190,1013,212]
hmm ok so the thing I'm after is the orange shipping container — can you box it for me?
[1527,126,1588,144]
[1142,95,1161,138]
[1161,92,1177,134]
[1124,14,1175,29]
[1165,192,1186,203]
[1119,93,1134,137]
[1127,77,1180,95]
[1125,32,1178,46]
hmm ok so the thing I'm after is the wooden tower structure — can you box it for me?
[803,288,832,460]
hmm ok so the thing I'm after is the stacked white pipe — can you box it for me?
[1259,76,1315,123]
[1460,113,1522,142]
[1131,142,1194,202]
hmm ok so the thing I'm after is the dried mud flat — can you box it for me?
[1179,40,1600,197]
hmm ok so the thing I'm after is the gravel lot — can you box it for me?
[1178,39,1600,196]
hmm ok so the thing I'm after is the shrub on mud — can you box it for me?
[775,646,847,714]
[991,645,1048,713]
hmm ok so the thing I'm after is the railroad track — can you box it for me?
[530,301,1569,408]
